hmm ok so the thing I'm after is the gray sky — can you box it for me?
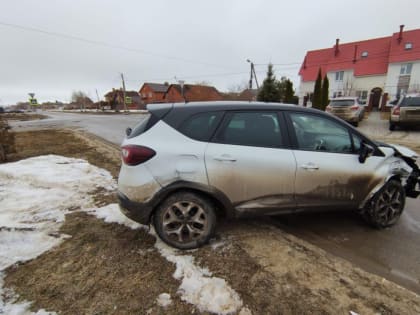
[1,0,419,105]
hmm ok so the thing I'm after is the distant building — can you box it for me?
[221,89,258,101]
[298,25,420,111]
[164,84,223,103]
[139,82,170,105]
[104,89,142,110]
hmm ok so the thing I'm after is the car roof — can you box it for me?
[330,97,358,100]
[147,101,320,115]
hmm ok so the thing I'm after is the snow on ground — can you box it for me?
[0,155,115,314]
[0,155,247,315]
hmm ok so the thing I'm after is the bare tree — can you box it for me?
[71,91,93,111]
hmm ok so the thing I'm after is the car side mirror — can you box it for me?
[359,142,374,163]
[125,127,132,137]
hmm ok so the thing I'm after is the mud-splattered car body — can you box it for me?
[118,101,420,249]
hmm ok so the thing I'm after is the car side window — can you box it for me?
[290,113,352,153]
[179,111,223,142]
[214,112,282,148]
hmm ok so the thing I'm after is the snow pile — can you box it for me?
[153,238,244,315]
[0,155,115,314]
[0,155,247,315]
[156,293,172,308]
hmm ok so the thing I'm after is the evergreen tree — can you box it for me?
[321,74,329,110]
[312,68,323,109]
[257,64,281,102]
[284,79,295,104]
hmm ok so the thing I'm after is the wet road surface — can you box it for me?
[10,111,420,294]
[10,111,147,145]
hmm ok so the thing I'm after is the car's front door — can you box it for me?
[286,111,382,210]
[205,111,297,215]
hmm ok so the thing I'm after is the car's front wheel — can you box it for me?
[153,192,216,249]
[365,180,405,228]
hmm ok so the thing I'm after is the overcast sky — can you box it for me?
[1,0,419,105]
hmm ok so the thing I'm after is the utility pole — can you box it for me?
[246,59,259,90]
[95,89,100,111]
[121,73,128,112]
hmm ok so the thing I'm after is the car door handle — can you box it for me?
[214,154,237,162]
[301,163,319,170]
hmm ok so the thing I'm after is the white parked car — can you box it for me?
[326,97,365,126]
[118,102,420,249]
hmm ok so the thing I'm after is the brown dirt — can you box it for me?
[0,112,48,121]
[3,129,420,315]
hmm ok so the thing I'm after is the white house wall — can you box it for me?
[299,70,386,104]
[385,61,420,99]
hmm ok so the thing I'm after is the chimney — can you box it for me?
[335,38,340,56]
[398,24,405,44]
[353,45,358,63]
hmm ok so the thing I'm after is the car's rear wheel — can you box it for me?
[389,123,396,131]
[153,192,216,249]
[365,180,405,228]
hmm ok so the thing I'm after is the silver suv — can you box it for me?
[118,102,420,249]
[325,97,365,126]
[389,94,420,130]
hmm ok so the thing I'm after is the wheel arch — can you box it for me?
[148,180,236,220]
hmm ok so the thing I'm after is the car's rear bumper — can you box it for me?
[117,191,153,225]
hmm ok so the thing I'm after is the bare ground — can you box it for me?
[0,112,48,121]
[3,129,420,315]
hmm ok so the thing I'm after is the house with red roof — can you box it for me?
[139,82,170,105]
[164,84,223,103]
[298,25,420,111]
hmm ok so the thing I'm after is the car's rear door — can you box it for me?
[204,111,297,215]
[285,111,383,210]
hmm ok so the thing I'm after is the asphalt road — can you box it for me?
[10,110,420,294]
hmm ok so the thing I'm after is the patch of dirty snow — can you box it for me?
[0,155,115,314]
[153,233,245,315]
[156,293,172,308]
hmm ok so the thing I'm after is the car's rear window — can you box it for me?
[400,97,420,107]
[178,111,223,142]
[127,113,159,139]
[329,100,355,106]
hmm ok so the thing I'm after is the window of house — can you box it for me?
[335,71,344,81]
[405,42,413,50]
[400,63,413,75]
[179,111,223,142]
[148,92,153,98]
[356,90,368,100]
[333,91,343,98]
[361,51,368,58]
[290,113,352,154]
[214,112,282,148]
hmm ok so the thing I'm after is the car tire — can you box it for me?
[354,121,359,127]
[365,180,405,229]
[389,123,396,131]
[153,192,216,249]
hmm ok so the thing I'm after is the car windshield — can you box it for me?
[329,100,355,106]
[400,97,420,107]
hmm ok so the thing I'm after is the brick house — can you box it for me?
[221,89,259,101]
[298,25,420,111]
[164,84,223,103]
[104,89,142,110]
[139,83,170,105]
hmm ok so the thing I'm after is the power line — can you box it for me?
[0,21,237,70]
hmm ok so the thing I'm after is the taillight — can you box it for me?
[325,105,331,112]
[350,105,359,111]
[392,106,400,116]
[121,145,156,166]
